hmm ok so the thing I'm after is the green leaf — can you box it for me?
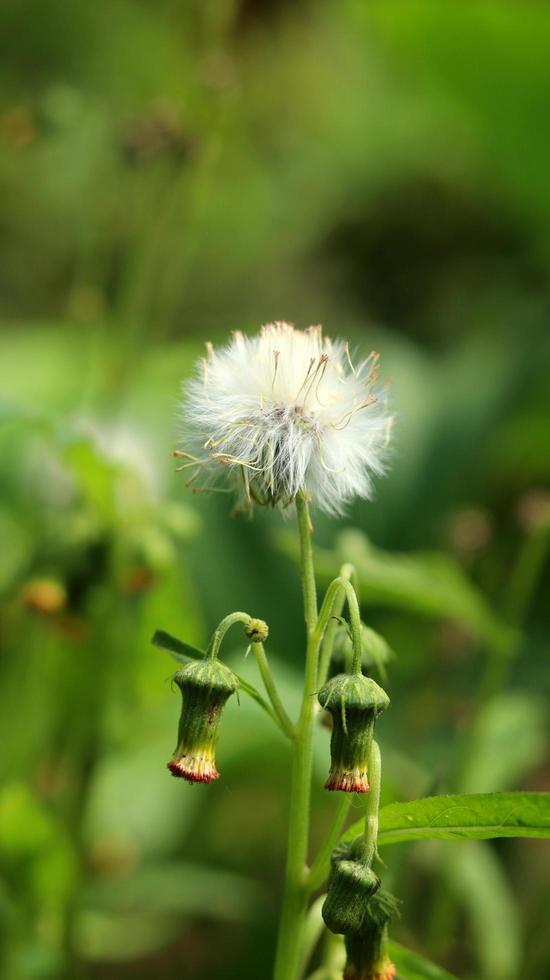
[388,941,459,980]
[276,528,514,656]
[151,629,280,727]
[343,792,550,846]
[151,629,205,663]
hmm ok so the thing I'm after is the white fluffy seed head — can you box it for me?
[177,322,393,516]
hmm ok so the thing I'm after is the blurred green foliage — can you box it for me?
[0,1,549,978]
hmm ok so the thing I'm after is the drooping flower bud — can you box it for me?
[167,658,239,783]
[318,673,389,792]
[322,839,380,935]
[343,889,399,980]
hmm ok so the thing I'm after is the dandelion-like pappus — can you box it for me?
[176,322,392,515]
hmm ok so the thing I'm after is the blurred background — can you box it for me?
[0,1,549,978]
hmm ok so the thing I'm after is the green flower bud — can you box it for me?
[343,889,399,980]
[167,658,239,783]
[322,843,380,934]
[244,617,269,643]
[318,673,389,793]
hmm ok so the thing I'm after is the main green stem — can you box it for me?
[274,495,319,980]
[296,494,318,631]
[273,502,371,979]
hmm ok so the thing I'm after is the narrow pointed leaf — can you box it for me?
[152,629,205,662]
[342,792,550,846]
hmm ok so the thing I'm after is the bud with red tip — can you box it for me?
[318,673,389,792]
[343,888,399,980]
[167,658,239,783]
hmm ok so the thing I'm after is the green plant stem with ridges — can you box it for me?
[274,495,319,980]
[296,494,318,631]
[273,501,370,979]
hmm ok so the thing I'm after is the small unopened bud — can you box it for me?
[343,889,399,980]
[167,659,239,783]
[244,617,269,643]
[318,674,389,793]
[322,841,380,934]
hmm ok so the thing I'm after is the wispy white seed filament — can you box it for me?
[178,321,392,515]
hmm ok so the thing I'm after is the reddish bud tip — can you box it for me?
[344,957,396,980]
[325,770,370,793]
[167,758,219,784]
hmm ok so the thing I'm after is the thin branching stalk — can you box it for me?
[206,610,252,659]
[362,739,381,867]
[252,641,296,739]
[317,563,358,688]
[316,575,363,675]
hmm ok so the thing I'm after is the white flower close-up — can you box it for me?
[177,322,393,515]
